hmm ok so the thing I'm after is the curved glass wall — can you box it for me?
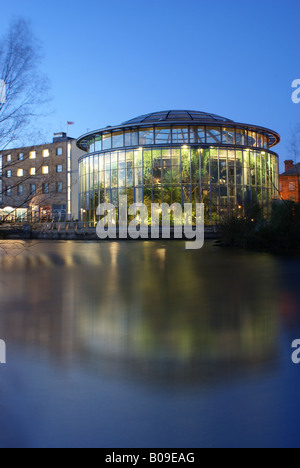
[79,146,279,225]
[85,126,270,154]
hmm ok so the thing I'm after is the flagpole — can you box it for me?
[66,122,74,136]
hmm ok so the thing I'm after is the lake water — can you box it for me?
[0,240,299,448]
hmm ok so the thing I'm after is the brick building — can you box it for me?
[0,133,84,221]
[279,160,300,203]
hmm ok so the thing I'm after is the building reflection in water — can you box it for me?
[0,241,281,385]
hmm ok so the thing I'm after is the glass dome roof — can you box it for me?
[122,110,234,125]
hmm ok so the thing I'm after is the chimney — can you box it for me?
[285,160,294,172]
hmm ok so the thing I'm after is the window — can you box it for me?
[17,169,24,177]
[172,127,189,144]
[289,182,296,191]
[139,128,154,145]
[42,166,49,175]
[7,186,12,196]
[7,170,12,178]
[206,127,221,144]
[248,131,257,147]
[31,184,36,195]
[125,129,138,147]
[42,183,49,194]
[102,132,111,151]
[95,136,102,151]
[30,168,36,176]
[43,149,49,158]
[19,153,24,161]
[29,151,36,159]
[18,185,23,196]
[112,131,124,148]
[56,165,63,173]
[155,127,171,144]
[222,128,235,145]
[7,155,11,162]
[57,181,63,193]
[236,129,247,146]
[56,148,63,156]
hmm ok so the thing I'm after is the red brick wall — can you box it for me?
[280,174,300,203]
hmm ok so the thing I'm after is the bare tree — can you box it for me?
[0,18,49,152]
[0,19,53,225]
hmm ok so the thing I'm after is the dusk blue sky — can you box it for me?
[1,0,300,171]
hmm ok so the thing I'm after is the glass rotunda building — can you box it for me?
[77,110,280,225]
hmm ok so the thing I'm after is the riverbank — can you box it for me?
[0,223,221,241]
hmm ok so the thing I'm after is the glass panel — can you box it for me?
[236,129,247,146]
[256,152,262,186]
[236,151,243,186]
[111,168,118,188]
[135,187,143,203]
[125,130,131,147]
[257,133,263,148]
[139,128,154,145]
[162,149,172,185]
[119,167,126,188]
[181,147,191,184]
[127,188,134,207]
[153,186,161,205]
[134,149,142,167]
[228,150,235,185]
[132,130,138,146]
[112,131,124,148]
[95,136,102,151]
[201,149,210,185]
[152,149,161,186]
[143,150,152,186]
[102,132,111,150]
[119,151,125,165]
[197,127,205,143]
[171,148,180,167]
[105,171,110,188]
[182,185,191,203]
[105,152,111,171]
[243,150,250,187]
[89,138,95,153]
[126,151,134,187]
[172,165,181,185]
[99,155,105,172]
[250,151,256,186]
[191,149,200,184]
[111,152,118,170]
[172,186,182,205]
[144,187,152,210]
[222,128,235,145]
[206,127,221,144]
[172,127,189,144]
[210,149,218,184]
[162,187,172,205]
[189,127,197,143]
[248,131,257,148]
[155,127,171,144]
[99,171,104,189]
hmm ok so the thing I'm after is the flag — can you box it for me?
[67,121,75,125]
